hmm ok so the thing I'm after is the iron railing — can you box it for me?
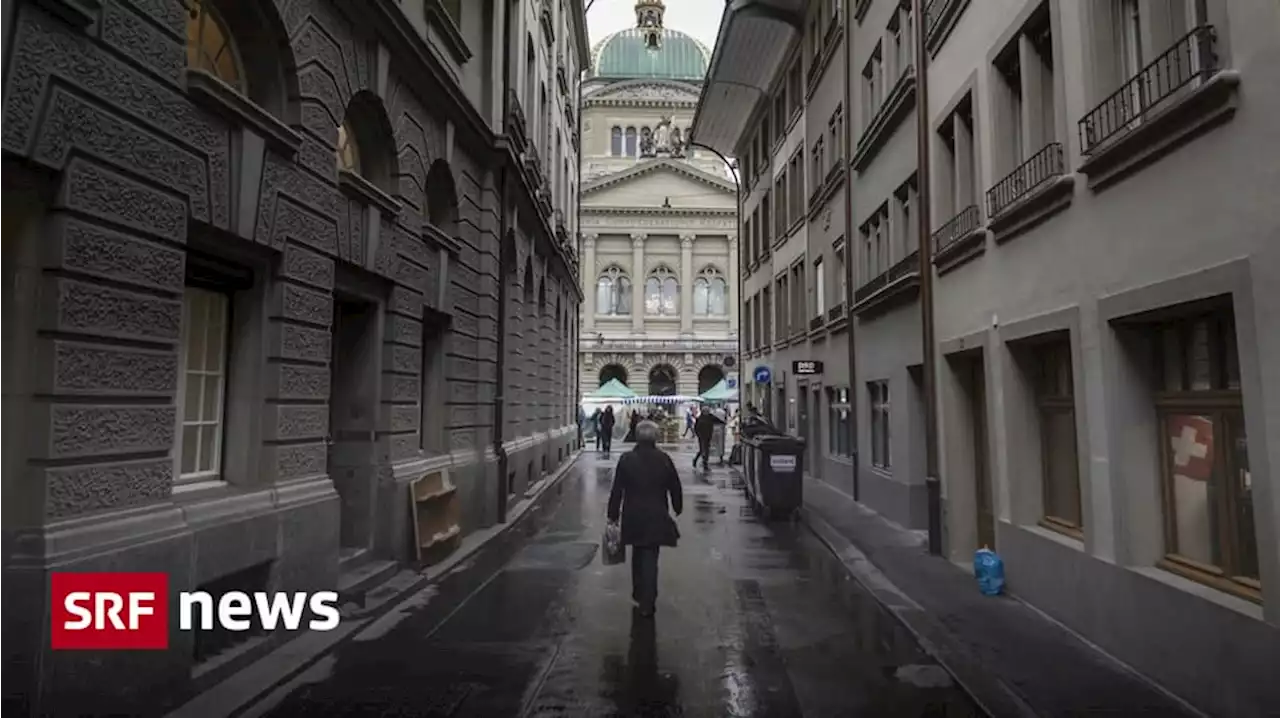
[986,142,1065,217]
[932,204,980,256]
[925,0,948,36]
[855,250,919,304]
[1078,26,1218,155]
[809,315,826,331]
[827,302,845,323]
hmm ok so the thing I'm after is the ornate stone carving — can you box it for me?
[679,233,695,248]
[631,232,647,246]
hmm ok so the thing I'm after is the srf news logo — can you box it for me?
[51,573,341,650]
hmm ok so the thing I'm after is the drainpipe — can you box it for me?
[573,0,597,451]
[841,0,860,501]
[912,0,943,556]
[494,0,515,524]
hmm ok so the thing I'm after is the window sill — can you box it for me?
[806,24,845,101]
[185,69,302,158]
[807,162,846,220]
[1078,70,1241,192]
[853,0,871,23]
[424,0,473,64]
[990,173,1076,245]
[32,0,100,29]
[1131,563,1263,620]
[851,68,917,172]
[423,223,462,256]
[1026,520,1085,549]
[339,169,403,216]
[853,251,920,318]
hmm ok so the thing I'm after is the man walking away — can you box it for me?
[692,407,724,471]
[591,407,602,451]
[682,408,694,438]
[599,405,616,456]
[607,420,682,617]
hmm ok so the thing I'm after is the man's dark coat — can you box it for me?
[607,445,683,547]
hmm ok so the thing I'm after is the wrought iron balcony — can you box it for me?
[854,250,919,306]
[522,145,542,186]
[809,315,825,332]
[505,89,528,148]
[1079,26,1219,156]
[539,2,555,45]
[932,204,980,256]
[826,302,845,323]
[556,62,568,96]
[986,143,1065,218]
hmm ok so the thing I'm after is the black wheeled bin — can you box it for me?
[743,433,805,519]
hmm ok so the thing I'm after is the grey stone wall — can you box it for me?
[1,0,581,713]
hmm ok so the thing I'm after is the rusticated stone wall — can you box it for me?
[0,0,580,713]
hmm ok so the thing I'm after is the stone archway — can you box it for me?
[697,364,725,394]
[599,363,628,387]
[648,364,678,396]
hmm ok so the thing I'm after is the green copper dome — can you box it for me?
[592,28,710,81]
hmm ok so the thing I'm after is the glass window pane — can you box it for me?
[181,425,200,475]
[644,278,660,314]
[202,375,222,422]
[1043,409,1081,526]
[1228,412,1257,580]
[205,299,226,371]
[596,278,611,314]
[199,425,219,473]
[662,277,678,315]
[617,278,631,314]
[693,278,709,316]
[184,374,203,422]
[1164,413,1221,567]
[186,293,207,372]
[711,278,727,315]
[1188,319,1213,391]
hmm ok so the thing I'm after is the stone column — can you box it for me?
[727,234,739,336]
[679,233,695,335]
[630,232,646,334]
[582,233,597,332]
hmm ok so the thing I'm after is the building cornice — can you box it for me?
[582,157,737,195]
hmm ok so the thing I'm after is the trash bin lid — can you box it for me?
[758,435,806,450]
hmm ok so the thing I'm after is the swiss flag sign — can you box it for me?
[1168,415,1214,482]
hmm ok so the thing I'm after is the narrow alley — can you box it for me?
[240,448,981,717]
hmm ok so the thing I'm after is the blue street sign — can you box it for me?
[753,366,772,384]
[726,377,738,389]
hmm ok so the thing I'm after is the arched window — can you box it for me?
[336,120,360,174]
[639,127,652,156]
[610,126,623,156]
[186,0,244,92]
[693,266,728,316]
[595,265,631,316]
[624,127,638,157]
[644,265,679,316]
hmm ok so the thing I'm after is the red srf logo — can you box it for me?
[51,573,169,650]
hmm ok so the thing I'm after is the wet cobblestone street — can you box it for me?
[244,449,983,717]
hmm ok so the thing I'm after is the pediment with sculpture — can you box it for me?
[585,80,701,106]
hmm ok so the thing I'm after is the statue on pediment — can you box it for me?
[653,114,674,154]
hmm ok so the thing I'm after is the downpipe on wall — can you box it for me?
[493,0,515,524]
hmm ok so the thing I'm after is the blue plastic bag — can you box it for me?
[974,548,1005,596]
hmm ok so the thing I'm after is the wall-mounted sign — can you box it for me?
[753,366,772,384]
[792,360,824,375]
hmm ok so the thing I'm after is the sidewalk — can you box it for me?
[799,476,1203,718]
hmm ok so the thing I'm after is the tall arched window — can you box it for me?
[624,127,638,157]
[644,265,679,316]
[610,126,623,156]
[595,265,631,316]
[336,120,360,174]
[693,266,728,316]
[186,0,244,92]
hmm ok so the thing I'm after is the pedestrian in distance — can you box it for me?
[591,407,603,451]
[682,408,694,438]
[606,420,682,618]
[692,406,725,471]
[599,405,616,456]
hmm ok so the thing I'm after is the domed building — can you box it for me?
[578,0,739,403]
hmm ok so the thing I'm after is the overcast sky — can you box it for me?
[585,0,725,51]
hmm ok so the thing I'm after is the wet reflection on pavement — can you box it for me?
[247,449,983,717]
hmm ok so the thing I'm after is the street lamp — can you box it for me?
[684,141,743,405]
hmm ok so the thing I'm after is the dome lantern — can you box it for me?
[636,0,666,49]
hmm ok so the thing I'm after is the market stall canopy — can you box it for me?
[585,378,638,399]
[698,379,738,402]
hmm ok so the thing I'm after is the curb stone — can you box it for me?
[164,450,584,718]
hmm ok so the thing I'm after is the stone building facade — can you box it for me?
[1,0,587,712]
[694,0,1280,715]
[578,0,738,401]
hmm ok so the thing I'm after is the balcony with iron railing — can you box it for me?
[853,250,920,317]
[556,61,568,96]
[851,66,917,172]
[1077,25,1240,190]
[539,2,555,45]
[986,142,1076,243]
[931,204,986,273]
[505,89,528,150]
[925,0,970,55]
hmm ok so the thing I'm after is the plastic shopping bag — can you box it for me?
[974,548,1005,596]
[602,520,626,566]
